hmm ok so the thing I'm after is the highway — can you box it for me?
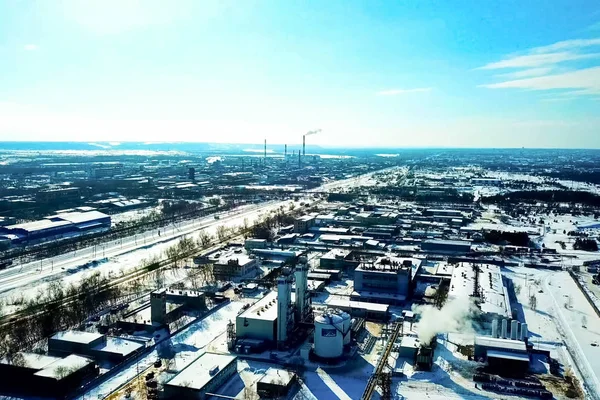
[0,200,291,296]
[0,167,397,299]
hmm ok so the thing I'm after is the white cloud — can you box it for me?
[24,44,39,51]
[497,67,553,79]
[480,66,600,94]
[377,88,432,96]
[479,36,600,97]
[480,52,599,69]
[531,38,600,53]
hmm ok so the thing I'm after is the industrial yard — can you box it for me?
[1,147,600,400]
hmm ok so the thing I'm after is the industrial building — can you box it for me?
[324,297,389,321]
[235,264,310,349]
[319,248,359,270]
[236,291,279,343]
[48,330,143,363]
[474,335,530,375]
[421,239,472,254]
[0,210,111,244]
[212,249,259,281]
[353,256,415,305]
[0,352,98,398]
[448,263,512,319]
[294,215,316,233]
[164,353,237,399]
[257,368,296,398]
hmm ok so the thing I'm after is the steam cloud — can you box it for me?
[412,296,479,343]
[305,129,321,136]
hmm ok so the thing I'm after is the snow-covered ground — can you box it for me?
[503,266,600,399]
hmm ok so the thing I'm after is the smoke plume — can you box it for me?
[412,296,479,343]
[305,129,321,136]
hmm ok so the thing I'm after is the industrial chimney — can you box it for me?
[303,135,306,156]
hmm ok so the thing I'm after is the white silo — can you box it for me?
[331,309,352,345]
[510,320,519,340]
[501,319,508,339]
[314,312,344,359]
[520,323,528,341]
[295,265,309,321]
[277,275,293,346]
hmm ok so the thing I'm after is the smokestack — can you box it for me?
[501,319,508,339]
[511,320,519,340]
[298,150,301,169]
[520,323,528,341]
[264,139,267,160]
[491,319,498,338]
[303,135,306,156]
[284,144,287,158]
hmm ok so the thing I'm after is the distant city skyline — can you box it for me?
[1,1,600,148]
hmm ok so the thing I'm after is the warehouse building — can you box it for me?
[213,249,259,281]
[0,210,111,243]
[353,256,416,304]
[294,215,316,233]
[48,330,143,363]
[257,368,296,398]
[474,336,529,374]
[0,352,98,398]
[320,249,360,270]
[164,353,237,399]
[236,291,278,343]
[421,239,471,254]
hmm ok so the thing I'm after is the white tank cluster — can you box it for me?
[492,318,528,341]
[313,308,351,359]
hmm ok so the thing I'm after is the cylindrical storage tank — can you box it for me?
[314,312,344,359]
[510,320,519,340]
[332,309,351,345]
[501,319,508,339]
[520,323,528,341]
[491,319,498,338]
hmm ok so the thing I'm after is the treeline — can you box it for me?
[482,190,600,208]
[0,273,124,363]
[546,170,600,185]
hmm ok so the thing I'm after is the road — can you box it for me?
[0,201,291,296]
[0,167,397,300]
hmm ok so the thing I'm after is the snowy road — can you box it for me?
[544,272,600,399]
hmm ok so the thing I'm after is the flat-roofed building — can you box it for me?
[213,249,259,281]
[236,291,278,343]
[294,215,315,233]
[48,331,105,357]
[353,256,417,304]
[164,353,237,399]
[319,249,359,271]
[257,368,296,398]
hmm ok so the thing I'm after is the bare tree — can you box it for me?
[216,225,228,241]
[529,294,537,311]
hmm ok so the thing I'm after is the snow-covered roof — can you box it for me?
[486,349,529,362]
[325,297,389,313]
[238,291,278,321]
[51,330,104,345]
[449,263,511,318]
[165,352,237,391]
[0,353,61,370]
[475,336,527,352]
[92,337,143,356]
[259,368,295,386]
[34,355,94,380]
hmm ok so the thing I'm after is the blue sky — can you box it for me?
[1,0,600,148]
